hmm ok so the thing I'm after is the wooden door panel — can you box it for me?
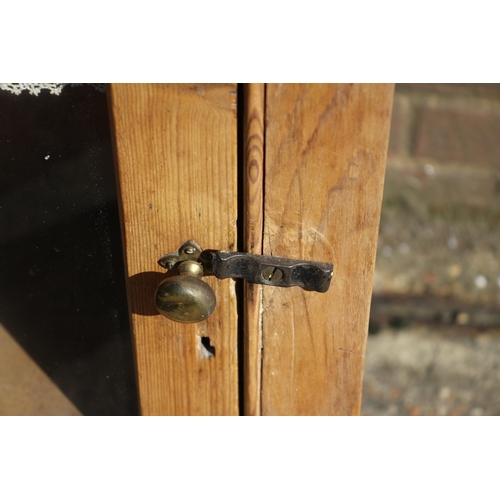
[109,84,239,415]
[260,84,394,415]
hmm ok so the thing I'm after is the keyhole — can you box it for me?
[200,336,215,358]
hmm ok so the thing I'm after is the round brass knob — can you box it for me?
[155,262,216,323]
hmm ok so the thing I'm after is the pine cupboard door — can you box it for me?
[109,83,394,416]
[109,84,239,416]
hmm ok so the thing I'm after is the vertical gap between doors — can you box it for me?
[236,83,246,416]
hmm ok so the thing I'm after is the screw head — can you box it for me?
[261,267,283,283]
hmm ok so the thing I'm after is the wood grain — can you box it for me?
[261,84,394,415]
[109,84,239,415]
[243,84,265,416]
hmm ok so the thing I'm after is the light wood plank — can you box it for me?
[109,84,239,415]
[261,84,394,415]
[243,84,265,416]
[0,324,80,416]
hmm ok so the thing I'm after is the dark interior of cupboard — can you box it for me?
[0,86,138,415]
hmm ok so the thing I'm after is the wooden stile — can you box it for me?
[109,84,239,415]
[242,84,265,416]
[261,84,394,415]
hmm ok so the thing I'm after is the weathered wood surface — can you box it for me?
[261,84,394,415]
[242,84,265,416]
[109,84,239,415]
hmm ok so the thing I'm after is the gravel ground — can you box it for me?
[373,165,500,307]
[361,326,500,416]
[362,157,500,417]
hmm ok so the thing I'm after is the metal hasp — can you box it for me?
[200,251,332,293]
[156,240,333,323]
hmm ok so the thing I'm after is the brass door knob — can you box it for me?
[155,240,333,324]
[155,259,216,323]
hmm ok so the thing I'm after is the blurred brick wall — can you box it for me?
[373,83,500,314]
[383,83,500,220]
[389,84,500,168]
